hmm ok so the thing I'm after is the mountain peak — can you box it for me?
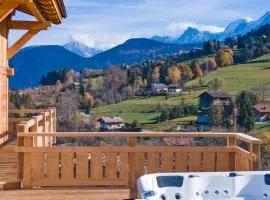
[63,41,102,58]
[151,11,270,44]
[224,18,248,34]
[260,10,270,21]
[185,27,200,34]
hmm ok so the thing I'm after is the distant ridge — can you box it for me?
[10,38,200,89]
[151,11,270,44]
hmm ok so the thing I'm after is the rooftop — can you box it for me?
[98,116,124,124]
[150,83,168,89]
[253,103,270,113]
[200,91,232,98]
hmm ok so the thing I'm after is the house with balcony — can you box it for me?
[0,1,264,199]
[98,116,125,131]
[199,91,232,109]
[150,83,168,94]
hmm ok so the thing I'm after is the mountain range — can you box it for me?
[9,11,270,89]
[152,11,270,44]
[10,39,199,88]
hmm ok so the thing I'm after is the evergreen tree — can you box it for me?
[203,40,212,54]
[236,91,258,132]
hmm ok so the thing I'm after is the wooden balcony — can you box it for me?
[2,108,263,199]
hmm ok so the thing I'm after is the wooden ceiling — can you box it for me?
[0,0,67,59]
[0,0,67,25]
[18,0,67,25]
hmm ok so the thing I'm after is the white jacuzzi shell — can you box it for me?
[137,171,270,200]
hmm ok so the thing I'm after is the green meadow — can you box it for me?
[92,54,270,131]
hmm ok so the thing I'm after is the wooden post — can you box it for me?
[31,116,38,147]
[52,107,57,132]
[0,18,8,135]
[41,112,47,146]
[129,136,137,199]
[48,108,54,146]
[17,122,33,188]
[227,136,236,171]
[251,143,261,171]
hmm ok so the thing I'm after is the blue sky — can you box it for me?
[10,0,270,50]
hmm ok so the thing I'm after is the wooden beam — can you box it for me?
[24,0,45,22]
[0,1,19,22]
[51,0,62,22]
[7,29,40,59]
[0,67,14,76]
[8,20,50,30]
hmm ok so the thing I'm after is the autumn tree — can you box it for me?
[193,63,203,78]
[133,76,144,88]
[56,92,79,131]
[178,64,193,83]
[56,80,62,91]
[105,67,127,90]
[65,70,75,85]
[215,50,234,67]
[152,66,160,83]
[131,119,141,128]
[208,59,217,71]
[167,65,181,84]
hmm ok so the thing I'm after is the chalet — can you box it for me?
[199,91,232,109]
[168,84,183,93]
[253,103,270,122]
[98,117,125,131]
[150,83,168,93]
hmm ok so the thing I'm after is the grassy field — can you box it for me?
[92,92,200,124]
[188,54,270,98]
[252,122,270,136]
[143,116,196,131]
[92,54,270,131]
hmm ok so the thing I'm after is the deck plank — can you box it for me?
[0,188,131,200]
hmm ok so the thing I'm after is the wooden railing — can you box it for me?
[0,108,56,146]
[15,130,261,198]
[8,108,56,138]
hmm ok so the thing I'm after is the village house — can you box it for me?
[168,84,183,94]
[253,103,270,122]
[150,83,168,93]
[98,117,125,131]
[199,91,232,109]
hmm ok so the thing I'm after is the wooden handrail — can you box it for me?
[9,108,55,114]
[15,146,237,153]
[16,131,261,144]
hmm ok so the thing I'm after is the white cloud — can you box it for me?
[167,22,225,35]
[70,33,130,50]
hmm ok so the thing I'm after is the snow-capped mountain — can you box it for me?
[176,27,218,44]
[152,11,270,44]
[63,41,103,58]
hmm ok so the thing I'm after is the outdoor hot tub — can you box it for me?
[137,172,270,200]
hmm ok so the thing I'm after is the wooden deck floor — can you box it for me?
[0,188,132,200]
